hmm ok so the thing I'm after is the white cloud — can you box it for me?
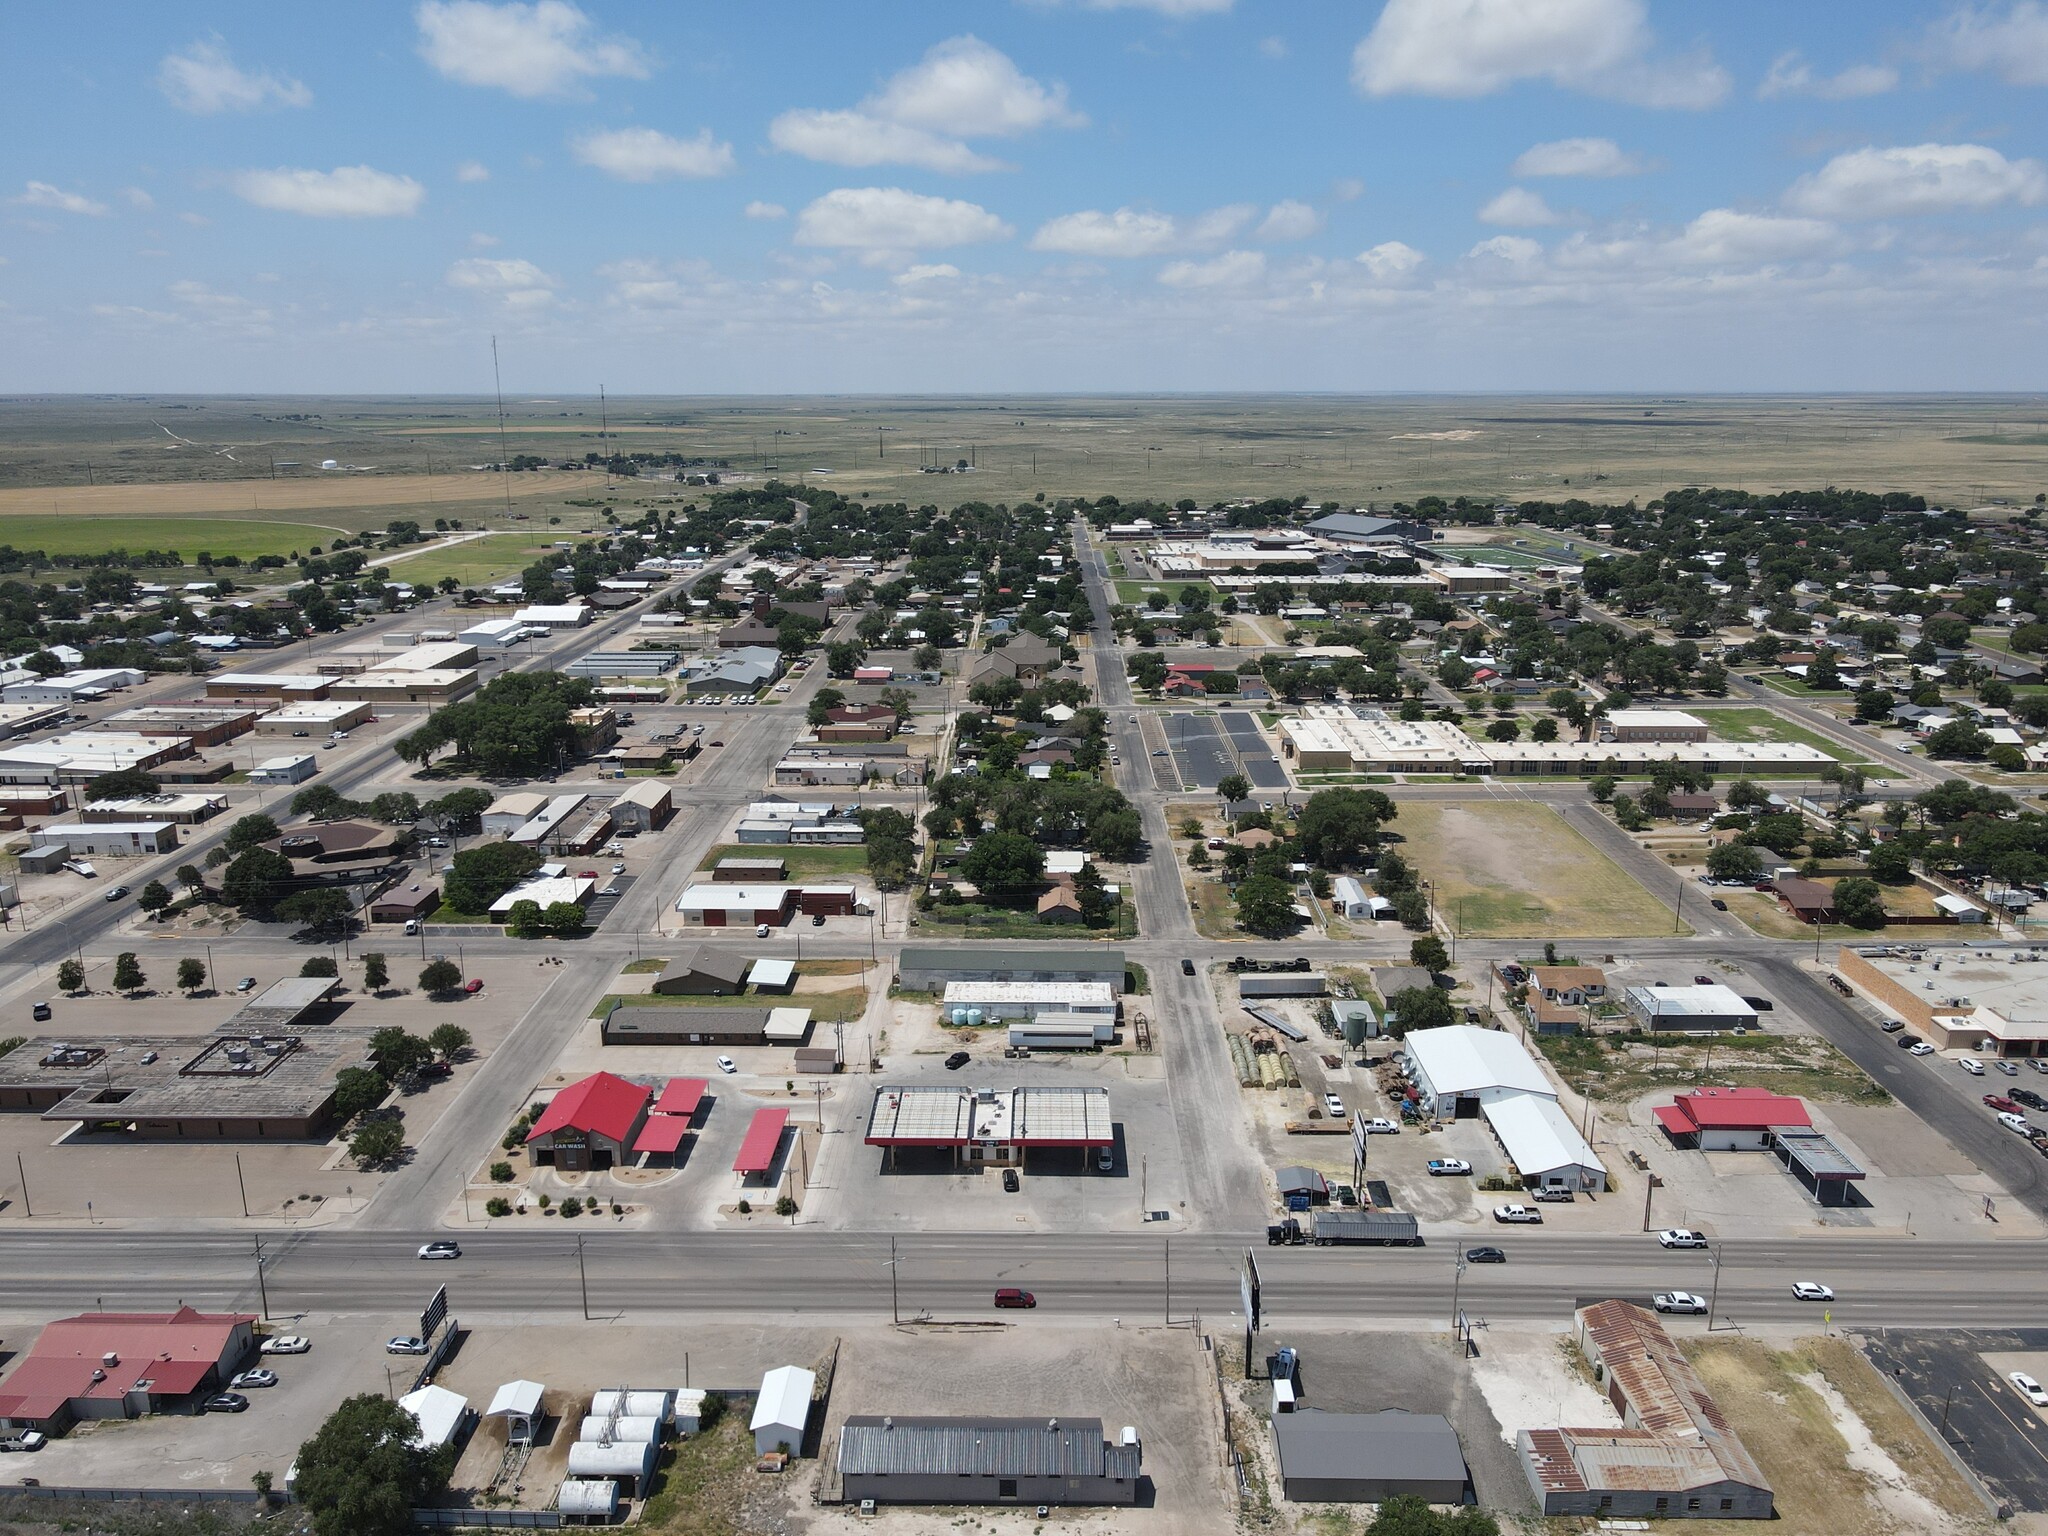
[871,35,1084,137]
[1353,0,1728,109]
[1032,207,1179,256]
[1479,187,1561,226]
[469,231,501,248]
[1256,200,1324,241]
[1258,36,1288,59]
[1158,249,1264,287]
[232,165,425,218]
[1356,241,1425,279]
[794,187,1012,250]
[767,110,1003,174]
[1466,234,1544,263]
[1512,137,1646,178]
[1926,3,2048,87]
[122,187,155,210]
[446,255,556,308]
[1786,143,2048,219]
[572,127,735,182]
[1185,203,1257,244]
[894,263,961,284]
[414,0,648,99]
[1757,51,1898,100]
[745,201,788,221]
[157,38,311,113]
[1331,177,1366,203]
[1665,208,1838,264]
[178,210,210,227]
[1074,0,1235,15]
[12,182,108,216]
[456,161,491,183]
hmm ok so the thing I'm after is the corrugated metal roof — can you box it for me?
[838,1416,1119,1478]
[1274,1410,1464,1485]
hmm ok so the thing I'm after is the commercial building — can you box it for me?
[1400,1026,1556,1118]
[330,666,477,705]
[1271,1411,1469,1505]
[2,667,145,705]
[483,791,550,837]
[1604,709,1710,743]
[79,793,226,826]
[608,779,673,832]
[940,981,1117,1022]
[1653,1086,1810,1152]
[1519,1302,1773,1519]
[370,882,441,923]
[29,820,179,856]
[652,947,752,996]
[683,646,780,697]
[1835,944,2048,1055]
[897,945,1127,992]
[505,793,593,849]
[1481,1094,1607,1193]
[838,1416,1141,1508]
[673,883,857,926]
[205,672,332,702]
[598,1005,810,1047]
[525,1072,652,1172]
[865,1084,1113,1168]
[0,732,192,785]
[88,703,259,747]
[459,617,530,649]
[1623,984,1758,1033]
[0,1307,257,1435]
[248,753,318,786]
[488,874,596,918]
[514,603,591,628]
[714,857,788,882]
[266,820,404,876]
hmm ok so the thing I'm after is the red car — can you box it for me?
[993,1288,1036,1309]
[578,870,599,879]
[1985,1094,2022,1114]
[463,979,484,994]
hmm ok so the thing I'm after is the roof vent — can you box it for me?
[90,1369,105,1383]
[101,1352,119,1367]
[882,1416,893,1430]
[1047,1417,1059,1431]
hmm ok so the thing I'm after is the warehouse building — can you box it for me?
[79,793,226,826]
[897,945,1127,992]
[515,602,591,629]
[673,883,857,926]
[598,1004,810,1047]
[608,778,673,833]
[1400,1026,1556,1119]
[248,753,317,786]
[0,1307,257,1435]
[1481,1094,1607,1194]
[652,947,752,996]
[29,820,179,856]
[329,666,477,705]
[1623,984,1759,1033]
[940,981,1117,1022]
[0,732,192,785]
[254,700,371,736]
[205,672,332,702]
[865,1084,1113,1168]
[88,703,259,747]
[838,1416,1141,1507]
[1271,1410,1470,1505]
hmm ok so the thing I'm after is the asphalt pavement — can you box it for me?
[1864,1329,2048,1514]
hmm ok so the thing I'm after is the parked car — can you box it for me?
[463,979,484,994]
[2032,1058,2048,1075]
[755,923,771,938]
[1181,958,1195,976]
[2000,1112,2033,1134]
[1464,1246,1507,1264]
[1790,1281,1835,1301]
[1001,1168,1020,1193]
[2012,1089,2047,1111]
[201,1393,250,1413]
[1694,974,1714,985]
[417,1240,460,1260]
[1998,1061,2021,1076]
[1426,1159,1472,1177]
[1654,1291,1708,1314]
[1984,1095,2022,1115]
[2013,1372,2048,1409]
[1741,996,1774,1012]
[260,1336,310,1355]
[1493,1204,1543,1224]
[1360,1117,1400,1135]
[1533,1186,1575,1202]
[945,1051,971,1070]
[1909,1041,1936,1055]
[229,1369,278,1390]
[386,1336,430,1355]
[1657,1229,1708,1248]
[1322,1094,1347,1119]
[29,1002,50,1022]
[1881,1019,1906,1033]
[0,1431,46,1452]
[1960,1057,1986,1075]
[715,1055,738,1075]
[237,976,258,992]
[993,1288,1036,1309]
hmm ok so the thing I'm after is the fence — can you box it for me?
[0,1487,268,1507]
[414,1509,562,1530]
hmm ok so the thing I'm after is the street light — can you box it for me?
[1449,1250,1469,1354]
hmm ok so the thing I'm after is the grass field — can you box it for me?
[0,513,347,560]
[379,531,564,589]
[0,470,599,516]
[1691,707,1864,762]
[1395,800,1682,938]
[699,842,871,878]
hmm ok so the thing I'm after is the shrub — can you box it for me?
[485,1197,511,1218]
[489,1161,513,1183]
[300,956,339,978]
[536,1193,551,1210]
[737,1198,752,1215]
[775,1195,797,1217]
[559,1197,582,1218]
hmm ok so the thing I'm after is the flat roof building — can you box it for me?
[30,820,179,856]
[838,1416,1141,1507]
[0,732,192,784]
[205,672,332,701]
[248,753,317,786]
[1835,944,2048,1055]
[865,1084,1112,1167]
[1624,984,1758,1033]
[597,1004,809,1046]
[940,981,1117,1020]
[1605,708,1709,743]
[1271,1411,1469,1505]
[898,945,1127,992]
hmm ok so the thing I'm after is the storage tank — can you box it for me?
[578,1415,661,1445]
[589,1389,671,1421]
[967,1007,983,1027]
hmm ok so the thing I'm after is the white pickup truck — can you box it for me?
[1492,1204,1544,1224]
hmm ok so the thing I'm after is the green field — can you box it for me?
[1691,707,1863,761]
[0,513,344,561]
[380,531,565,590]
[700,842,871,878]
[1397,800,1683,938]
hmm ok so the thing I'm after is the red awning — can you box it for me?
[733,1107,790,1175]
[1652,1105,1696,1137]
[632,1116,691,1155]
[654,1077,707,1120]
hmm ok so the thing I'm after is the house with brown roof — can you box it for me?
[1532,965,1608,1005]
[1037,887,1084,924]
[1773,875,1836,924]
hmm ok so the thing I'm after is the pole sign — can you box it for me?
[420,1284,449,1342]
[1242,1249,1262,1333]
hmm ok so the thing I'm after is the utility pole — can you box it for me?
[15,1153,29,1217]
[1163,1237,1171,1325]
[889,1235,900,1324]
[1450,1252,1468,1352]
[253,1236,270,1320]
[1706,1244,1724,1332]
[577,1235,590,1320]
[234,1153,250,1218]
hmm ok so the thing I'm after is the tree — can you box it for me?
[136,880,172,920]
[543,900,585,937]
[1746,812,1808,857]
[361,952,390,991]
[1832,876,1888,929]
[443,841,545,915]
[1485,717,1521,742]
[1393,889,1430,929]
[1866,843,1913,884]
[300,956,339,978]
[428,1023,471,1061]
[176,957,207,992]
[1725,778,1771,810]
[1705,841,1765,884]
[56,957,84,993]
[84,768,161,802]
[368,1027,434,1082]
[1530,716,1559,743]
[1217,773,1251,806]
[332,1067,387,1123]
[824,641,865,678]
[1385,986,1453,1037]
[223,812,281,855]
[1296,788,1395,868]
[112,952,146,993]
[504,899,544,939]
[1588,776,1617,804]
[1073,861,1112,923]
[419,958,464,995]
[960,831,1046,901]
[294,1392,456,1536]
[1924,721,1991,760]
[349,1117,405,1168]
[175,863,206,897]
[1234,874,1298,936]
[291,784,356,821]
[1409,935,1450,974]
[1365,1495,1499,1536]
[277,887,353,932]
[222,847,293,913]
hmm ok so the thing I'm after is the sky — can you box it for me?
[3,0,2048,395]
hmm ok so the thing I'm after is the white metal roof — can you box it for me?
[676,883,797,911]
[764,1007,812,1041]
[748,958,796,988]
[1403,1025,1555,1100]
[1627,983,1756,1018]
[942,981,1117,1006]
[488,875,596,915]
[485,1379,545,1420]
[1482,1094,1604,1179]
[397,1385,468,1448]
[752,1365,816,1434]
[1934,893,1986,917]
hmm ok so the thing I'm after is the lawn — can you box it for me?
[700,842,872,878]
[1396,800,1683,938]
[916,899,1137,941]
[0,513,344,562]
[1690,707,1866,762]
[378,530,560,589]
[589,987,868,1022]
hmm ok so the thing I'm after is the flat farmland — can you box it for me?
[0,469,600,516]
[0,513,346,559]
[1396,799,1680,937]
[379,530,564,589]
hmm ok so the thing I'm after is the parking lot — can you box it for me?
[1865,1328,2048,1514]
[1164,712,1231,790]
[1219,711,1287,790]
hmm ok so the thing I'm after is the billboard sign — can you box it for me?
[420,1284,449,1342]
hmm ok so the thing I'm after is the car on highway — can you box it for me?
[0,1431,46,1452]
[386,1336,430,1355]
[1152,749,1167,756]
[417,1241,460,1260]
[260,1335,310,1355]
[1464,1246,1506,1264]
[1323,1094,1347,1119]
[105,885,130,902]
[1654,1291,1708,1314]
[1881,1019,1906,1032]
[229,1369,278,1390]
[610,862,626,875]
[708,740,722,747]
[1001,1168,1020,1193]
[237,976,257,992]
[1985,1095,2022,1115]
[755,923,771,938]
[1360,1117,1401,1135]
[1959,1057,1986,1075]
[1790,1281,1835,1302]
[201,1392,250,1413]
[1493,1204,1543,1224]
[1181,958,1195,976]
[1909,1041,1936,1055]
[1426,1159,1472,1177]
[945,1051,971,1070]
[1657,1229,1709,1248]
[2013,1372,2048,1409]
[715,1055,738,1075]
[993,1288,1036,1309]
[577,869,598,880]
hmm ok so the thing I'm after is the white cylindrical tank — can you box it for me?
[578,1415,660,1445]
[589,1389,671,1421]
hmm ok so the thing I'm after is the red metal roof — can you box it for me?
[1666,1086,1811,1133]
[733,1107,790,1175]
[0,1307,252,1421]
[653,1077,707,1120]
[527,1072,650,1146]
[632,1115,691,1155]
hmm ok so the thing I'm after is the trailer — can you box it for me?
[1311,1210,1422,1246]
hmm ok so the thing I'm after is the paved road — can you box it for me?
[1865,1329,2048,1514]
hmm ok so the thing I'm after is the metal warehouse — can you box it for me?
[837,1416,1141,1507]
[1401,1025,1556,1118]
[897,945,1127,991]
[866,1085,1112,1167]
[1271,1410,1469,1504]
[1624,983,1759,1033]
[941,981,1117,1021]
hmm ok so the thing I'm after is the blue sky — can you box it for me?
[3,0,2047,393]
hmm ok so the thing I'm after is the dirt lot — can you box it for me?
[1395,801,1677,938]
